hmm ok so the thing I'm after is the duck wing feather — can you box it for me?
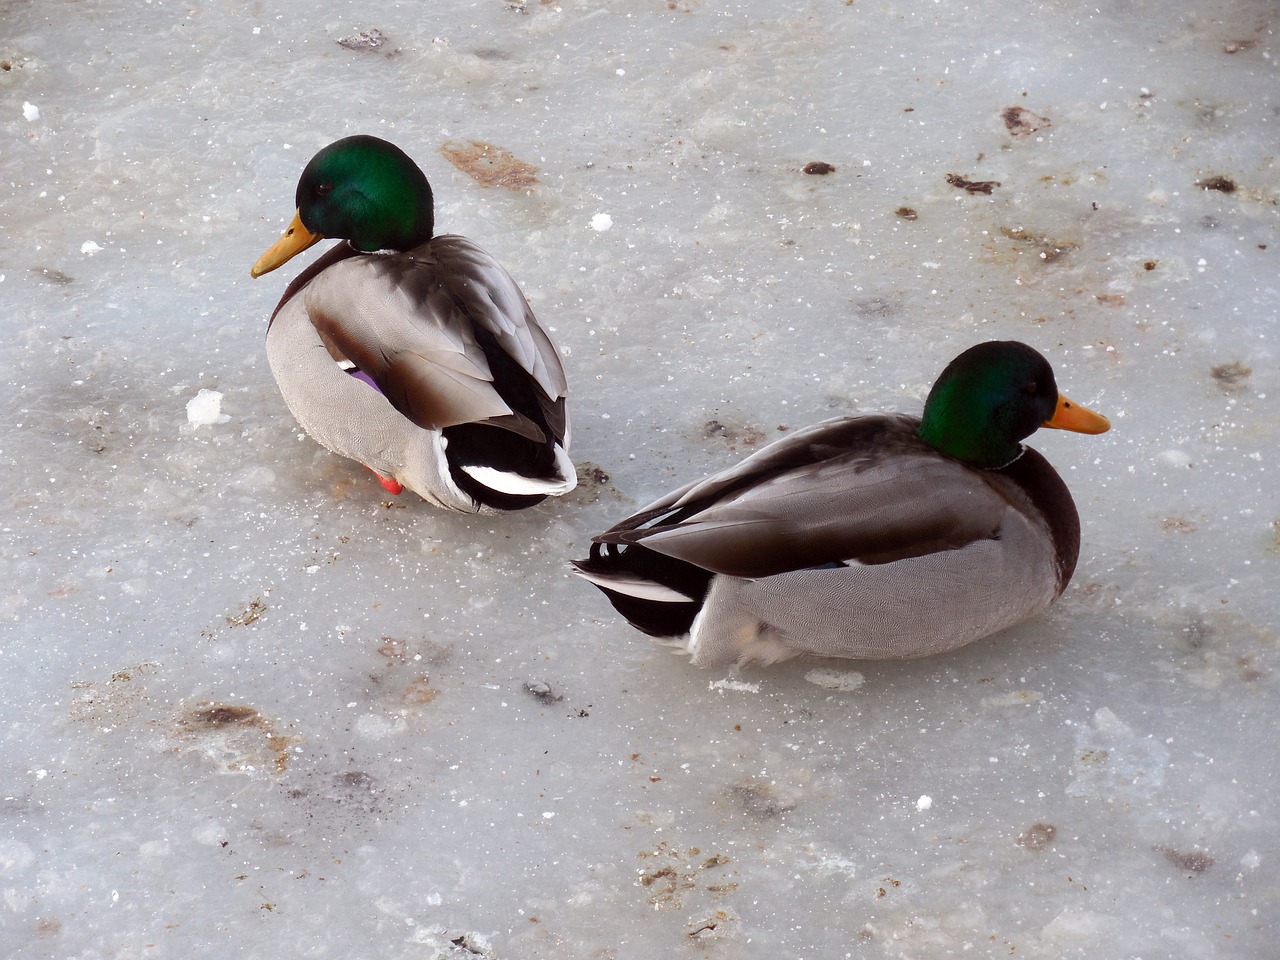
[596,414,1013,579]
[295,236,567,444]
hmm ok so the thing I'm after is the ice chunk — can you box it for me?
[1157,449,1193,469]
[22,101,39,121]
[1066,707,1168,801]
[981,689,1043,708]
[1041,907,1122,949]
[709,678,760,694]
[0,837,35,873]
[81,241,103,255]
[186,388,229,426]
[590,212,613,232]
[805,668,865,691]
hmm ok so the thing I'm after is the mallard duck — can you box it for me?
[572,341,1110,667]
[250,135,575,511]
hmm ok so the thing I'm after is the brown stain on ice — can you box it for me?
[688,910,732,939]
[562,459,624,506]
[701,418,766,453]
[640,865,689,904]
[874,876,902,898]
[30,266,75,285]
[636,842,734,909]
[226,596,266,626]
[36,917,62,939]
[523,680,564,705]
[1168,611,1277,685]
[378,637,411,663]
[1210,360,1251,394]
[69,662,157,728]
[998,226,1078,264]
[726,779,797,818]
[1222,38,1257,54]
[1156,844,1214,875]
[440,140,539,190]
[190,704,258,726]
[1196,175,1237,194]
[370,635,451,713]
[1192,172,1277,204]
[1017,822,1057,851]
[400,675,439,706]
[1161,515,1199,534]
[336,29,397,55]
[177,701,296,774]
[945,173,1000,195]
[69,669,296,776]
[1002,105,1051,136]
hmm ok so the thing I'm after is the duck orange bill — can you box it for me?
[250,209,324,278]
[1043,393,1111,434]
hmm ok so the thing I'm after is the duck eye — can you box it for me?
[1022,380,1039,395]
[315,182,334,197]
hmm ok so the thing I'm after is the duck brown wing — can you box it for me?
[415,236,568,443]
[299,238,566,443]
[427,236,568,405]
[598,415,1010,579]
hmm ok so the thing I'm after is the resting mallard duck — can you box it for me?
[572,341,1110,667]
[250,134,575,511]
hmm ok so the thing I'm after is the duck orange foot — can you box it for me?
[367,467,403,495]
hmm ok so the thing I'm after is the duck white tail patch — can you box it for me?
[460,444,577,496]
[552,443,578,492]
[570,565,695,603]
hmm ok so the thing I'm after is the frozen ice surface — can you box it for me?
[2,0,1277,957]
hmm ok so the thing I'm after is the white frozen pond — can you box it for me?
[3,1,1277,957]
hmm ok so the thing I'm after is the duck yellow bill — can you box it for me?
[1043,393,1111,434]
[250,209,324,278]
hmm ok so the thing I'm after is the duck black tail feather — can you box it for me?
[571,542,712,638]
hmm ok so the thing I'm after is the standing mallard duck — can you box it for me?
[572,341,1110,667]
[251,135,575,511]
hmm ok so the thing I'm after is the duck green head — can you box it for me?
[251,135,435,278]
[917,341,1110,468]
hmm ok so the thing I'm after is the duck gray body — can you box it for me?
[573,414,1078,667]
[267,236,575,512]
